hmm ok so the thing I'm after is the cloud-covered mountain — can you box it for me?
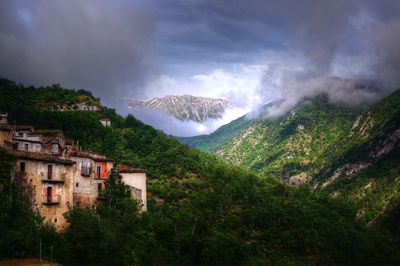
[128,95,229,122]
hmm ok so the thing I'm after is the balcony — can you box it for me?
[40,172,66,183]
[42,194,61,205]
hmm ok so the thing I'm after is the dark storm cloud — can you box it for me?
[0,0,155,106]
[1,0,399,135]
[149,0,399,83]
[144,0,400,122]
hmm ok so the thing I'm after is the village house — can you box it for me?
[0,113,148,230]
[69,149,113,209]
[99,117,111,127]
[117,164,147,211]
[0,113,12,146]
[12,125,42,152]
[13,150,75,231]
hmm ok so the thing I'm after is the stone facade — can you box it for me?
[14,151,75,231]
[0,126,12,146]
[0,116,147,230]
[70,151,113,209]
[0,113,12,146]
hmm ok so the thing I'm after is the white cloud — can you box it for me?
[137,63,270,136]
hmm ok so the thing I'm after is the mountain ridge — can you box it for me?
[128,94,229,122]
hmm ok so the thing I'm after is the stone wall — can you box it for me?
[16,159,74,231]
[71,156,107,208]
[0,130,12,145]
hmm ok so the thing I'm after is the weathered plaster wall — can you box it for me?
[121,172,147,211]
[16,159,74,231]
[70,157,107,208]
[0,130,12,145]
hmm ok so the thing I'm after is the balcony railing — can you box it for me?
[40,172,66,183]
[42,194,61,205]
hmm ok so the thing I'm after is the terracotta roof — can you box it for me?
[70,150,113,162]
[13,138,43,144]
[117,164,146,173]
[12,150,75,165]
[0,124,12,131]
[32,129,64,137]
[14,125,34,131]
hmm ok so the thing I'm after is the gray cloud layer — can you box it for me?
[0,0,155,106]
[1,0,399,135]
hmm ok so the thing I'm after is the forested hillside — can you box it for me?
[180,88,400,233]
[1,78,400,265]
[313,90,400,231]
[187,95,364,182]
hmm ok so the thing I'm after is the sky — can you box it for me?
[0,0,400,136]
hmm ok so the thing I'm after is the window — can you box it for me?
[24,143,29,151]
[76,183,79,188]
[96,165,101,179]
[47,186,52,203]
[20,162,25,172]
[133,188,142,201]
[52,144,59,154]
[81,161,92,176]
[54,218,57,223]
[47,165,53,180]
[98,183,102,194]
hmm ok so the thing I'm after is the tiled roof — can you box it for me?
[70,150,113,162]
[13,138,43,144]
[12,150,75,165]
[0,124,12,131]
[117,164,146,173]
[14,125,34,131]
[32,129,64,137]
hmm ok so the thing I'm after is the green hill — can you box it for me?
[313,90,400,230]
[181,89,400,231]
[178,114,252,153]
[197,95,364,181]
[1,78,400,265]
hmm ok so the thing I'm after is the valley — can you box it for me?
[1,78,399,265]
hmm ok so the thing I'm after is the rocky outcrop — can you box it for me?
[128,95,228,122]
[42,102,101,112]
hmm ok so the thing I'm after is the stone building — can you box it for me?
[0,114,147,230]
[12,150,75,231]
[117,164,147,212]
[12,125,42,152]
[0,114,12,146]
[99,118,111,127]
[69,150,113,208]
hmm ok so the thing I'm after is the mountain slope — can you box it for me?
[181,88,400,231]
[312,90,400,229]
[178,114,252,152]
[128,95,228,122]
[212,95,364,183]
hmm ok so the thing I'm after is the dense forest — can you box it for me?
[181,89,400,231]
[1,78,400,265]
